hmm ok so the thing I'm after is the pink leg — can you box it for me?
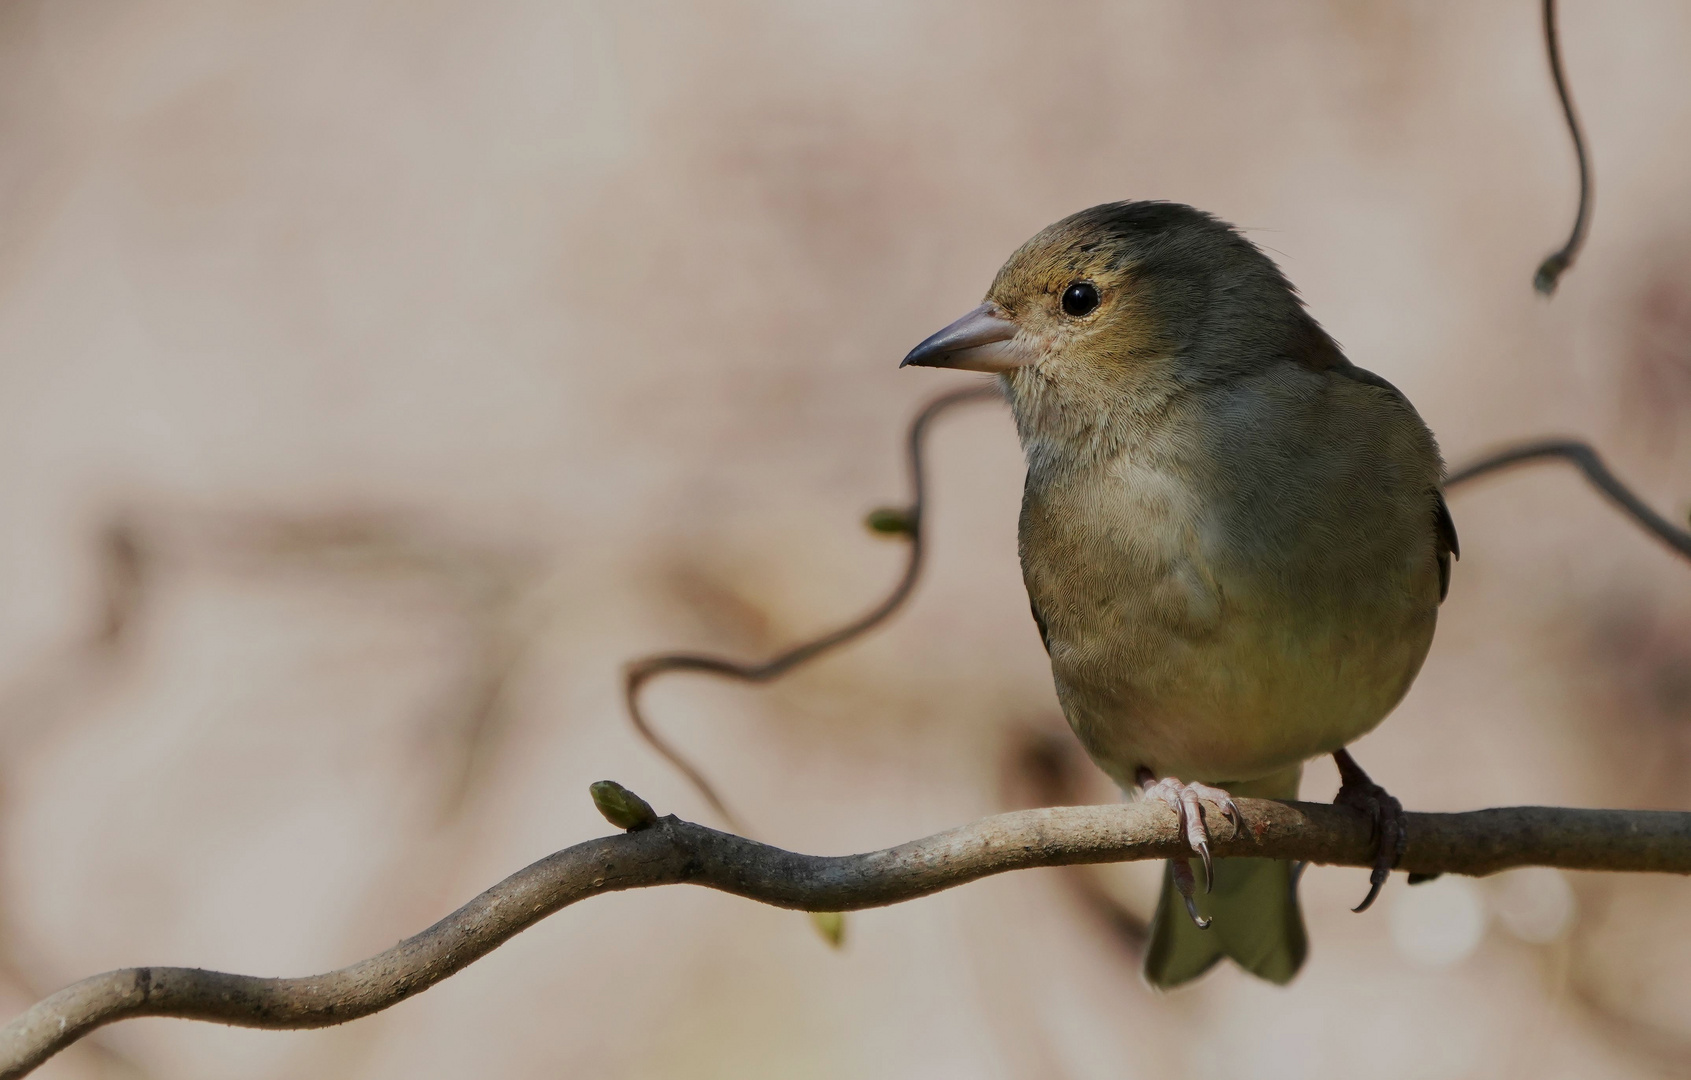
[1136,767,1243,928]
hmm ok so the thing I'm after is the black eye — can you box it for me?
[1061,281,1100,317]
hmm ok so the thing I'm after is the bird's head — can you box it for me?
[902,201,1321,463]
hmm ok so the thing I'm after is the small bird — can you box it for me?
[901,201,1456,986]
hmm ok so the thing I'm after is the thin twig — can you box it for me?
[4,791,1691,1079]
[624,385,1001,829]
[1533,0,1592,295]
[1447,438,1691,561]
[629,397,1690,826]
[631,416,1691,826]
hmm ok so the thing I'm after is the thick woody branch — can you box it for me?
[6,795,1691,1079]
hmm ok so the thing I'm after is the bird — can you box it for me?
[900,201,1456,987]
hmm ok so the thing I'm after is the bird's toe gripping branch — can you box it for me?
[1331,749,1407,912]
[1136,769,1243,927]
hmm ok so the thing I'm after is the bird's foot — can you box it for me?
[1136,768,1242,928]
[1332,748,1406,913]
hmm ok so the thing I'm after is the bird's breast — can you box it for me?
[1020,453,1224,670]
[1018,436,1437,786]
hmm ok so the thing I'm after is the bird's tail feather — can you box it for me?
[1142,765,1307,988]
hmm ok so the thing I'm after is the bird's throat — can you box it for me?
[1004,364,1185,478]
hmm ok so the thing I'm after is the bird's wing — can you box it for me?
[1433,489,1459,602]
[1296,337,1460,604]
[1028,596,1052,654]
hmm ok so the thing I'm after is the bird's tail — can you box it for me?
[1142,765,1307,988]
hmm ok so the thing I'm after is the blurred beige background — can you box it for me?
[3,1,1691,1077]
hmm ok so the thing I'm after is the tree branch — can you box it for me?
[11,417,1678,1080]
[5,791,1690,1079]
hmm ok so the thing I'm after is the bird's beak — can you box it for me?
[900,303,1033,373]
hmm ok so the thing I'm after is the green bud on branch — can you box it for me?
[864,507,916,537]
[809,911,846,948]
[590,781,657,831]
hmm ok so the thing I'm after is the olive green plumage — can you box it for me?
[903,201,1453,986]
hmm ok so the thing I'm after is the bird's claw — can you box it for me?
[1137,769,1240,920]
[1169,858,1211,928]
[1332,748,1406,913]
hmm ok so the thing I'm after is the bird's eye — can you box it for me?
[1061,282,1100,317]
